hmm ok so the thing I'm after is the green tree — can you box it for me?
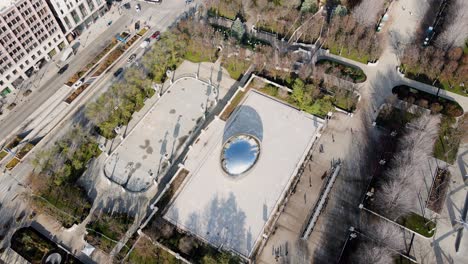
[231,18,245,40]
[291,78,305,106]
[301,0,318,13]
[333,5,348,17]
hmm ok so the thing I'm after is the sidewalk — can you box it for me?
[0,4,124,121]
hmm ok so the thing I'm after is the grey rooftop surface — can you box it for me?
[164,90,324,257]
[104,77,225,191]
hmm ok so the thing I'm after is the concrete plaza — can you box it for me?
[104,76,226,192]
[164,90,324,257]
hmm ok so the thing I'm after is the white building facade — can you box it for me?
[0,0,67,98]
[45,0,108,42]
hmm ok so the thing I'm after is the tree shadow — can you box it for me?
[179,192,251,256]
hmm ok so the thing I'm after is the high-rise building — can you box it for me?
[0,0,67,98]
[45,0,108,42]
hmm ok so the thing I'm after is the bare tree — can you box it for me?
[435,0,468,49]
[373,114,440,220]
[352,0,385,27]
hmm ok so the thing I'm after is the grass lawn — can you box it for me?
[35,184,92,228]
[399,213,436,238]
[257,84,333,118]
[332,90,359,112]
[220,90,247,121]
[327,43,370,64]
[85,212,134,253]
[223,56,250,80]
[127,237,177,264]
[402,65,467,97]
[433,117,460,164]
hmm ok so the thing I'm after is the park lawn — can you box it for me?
[257,84,333,118]
[402,65,467,97]
[35,184,92,228]
[327,43,369,64]
[127,237,178,264]
[85,212,134,253]
[208,7,237,20]
[223,56,250,80]
[332,90,359,112]
[400,213,436,238]
[433,117,460,164]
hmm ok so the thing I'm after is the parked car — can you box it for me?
[135,3,141,12]
[58,64,69,74]
[123,3,131,9]
[72,78,85,89]
[114,67,124,77]
[127,53,137,64]
[135,21,140,31]
[151,31,160,40]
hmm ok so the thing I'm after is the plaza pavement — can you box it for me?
[258,0,468,262]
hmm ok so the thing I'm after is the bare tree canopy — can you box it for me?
[435,0,468,49]
[373,114,440,220]
[352,0,385,27]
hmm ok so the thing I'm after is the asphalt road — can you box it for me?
[0,0,193,144]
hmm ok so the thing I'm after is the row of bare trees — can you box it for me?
[401,44,468,86]
[373,114,440,220]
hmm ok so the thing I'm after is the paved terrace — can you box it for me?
[104,76,227,192]
[164,90,324,257]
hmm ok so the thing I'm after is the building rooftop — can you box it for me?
[0,1,17,13]
[164,90,324,257]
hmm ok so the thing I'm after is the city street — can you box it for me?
[0,0,195,145]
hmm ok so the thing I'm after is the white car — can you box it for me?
[72,78,85,89]
[135,4,141,12]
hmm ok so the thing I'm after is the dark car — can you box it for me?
[123,3,130,9]
[151,31,160,40]
[58,64,69,74]
[135,21,140,31]
[114,67,124,77]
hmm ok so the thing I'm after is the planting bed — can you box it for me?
[16,142,35,160]
[399,213,436,238]
[66,39,118,86]
[65,84,90,104]
[5,157,20,170]
[392,85,463,117]
[93,47,125,77]
[427,168,451,214]
[0,150,7,161]
[316,59,366,83]
[5,135,23,150]
[85,212,134,253]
